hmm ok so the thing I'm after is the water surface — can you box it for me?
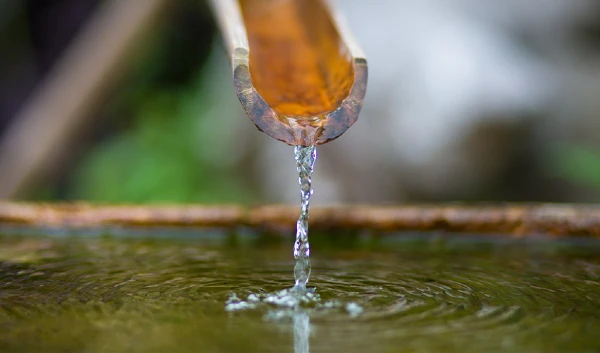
[1,229,599,353]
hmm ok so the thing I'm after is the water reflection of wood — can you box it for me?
[1,203,599,237]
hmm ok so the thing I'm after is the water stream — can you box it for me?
[293,145,316,289]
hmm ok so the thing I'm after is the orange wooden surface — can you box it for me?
[2,202,600,237]
[239,0,354,118]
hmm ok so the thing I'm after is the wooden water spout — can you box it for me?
[209,0,368,146]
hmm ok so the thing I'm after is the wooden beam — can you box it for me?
[1,202,599,237]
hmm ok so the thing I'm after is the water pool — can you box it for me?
[1,229,599,353]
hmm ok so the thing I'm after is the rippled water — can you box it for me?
[1,229,600,353]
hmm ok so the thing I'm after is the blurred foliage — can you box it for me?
[69,88,253,204]
[66,3,256,204]
[551,145,600,194]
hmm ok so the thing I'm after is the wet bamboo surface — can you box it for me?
[209,0,368,146]
[1,202,599,237]
[239,0,354,117]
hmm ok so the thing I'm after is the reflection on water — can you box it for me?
[1,230,600,352]
[293,310,310,353]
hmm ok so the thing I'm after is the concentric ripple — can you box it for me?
[0,231,599,353]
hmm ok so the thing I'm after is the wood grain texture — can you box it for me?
[1,202,600,237]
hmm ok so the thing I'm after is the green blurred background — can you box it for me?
[1,0,600,204]
[0,0,260,203]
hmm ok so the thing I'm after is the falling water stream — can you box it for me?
[2,148,600,353]
[293,145,317,289]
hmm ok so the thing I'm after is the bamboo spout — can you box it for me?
[209,0,368,146]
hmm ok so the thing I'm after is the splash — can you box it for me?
[293,145,317,289]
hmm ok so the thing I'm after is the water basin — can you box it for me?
[1,228,599,353]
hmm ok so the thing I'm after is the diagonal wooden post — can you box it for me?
[0,0,168,198]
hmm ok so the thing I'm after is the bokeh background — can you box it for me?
[1,0,600,204]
